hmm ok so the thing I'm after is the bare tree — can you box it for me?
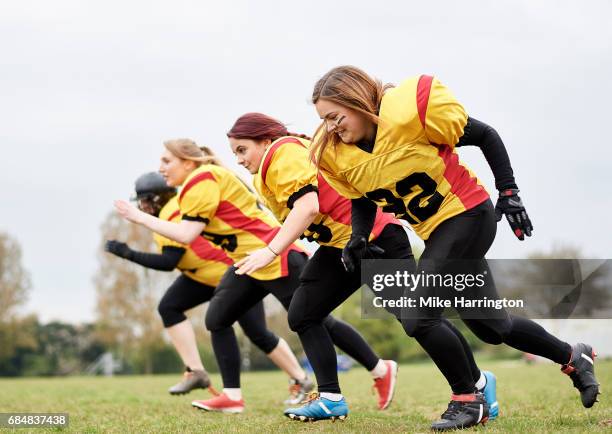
[0,232,31,321]
[0,232,35,362]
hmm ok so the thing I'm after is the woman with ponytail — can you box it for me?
[227,113,498,423]
[310,65,599,430]
[106,165,314,404]
[114,139,395,414]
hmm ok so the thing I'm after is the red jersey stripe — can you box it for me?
[437,146,489,210]
[215,200,280,243]
[261,137,305,184]
[214,200,305,275]
[190,237,234,265]
[371,210,401,239]
[167,210,181,222]
[317,174,352,226]
[416,75,434,129]
[179,171,216,202]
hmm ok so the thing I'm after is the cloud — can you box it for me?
[1,0,611,322]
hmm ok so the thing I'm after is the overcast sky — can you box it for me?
[1,0,611,323]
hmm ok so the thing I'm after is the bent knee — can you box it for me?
[401,318,442,337]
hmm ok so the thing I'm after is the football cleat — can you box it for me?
[284,376,315,405]
[284,393,348,422]
[478,370,499,421]
[168,367,213,395]
[431,392,489,431]
[372,360,398,410]
[561,343,600,408]
[191,393,244,414]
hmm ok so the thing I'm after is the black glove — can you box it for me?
[341,235,385,273]
[105,240,134,259]
[494,188,533,241]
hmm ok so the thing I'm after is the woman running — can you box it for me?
[309,65,599,430]
[114,139,395,414]
[106,169,313,403]
[227,112,498,424]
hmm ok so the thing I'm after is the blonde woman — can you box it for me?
[115,139,400,414]
[107,170,312,403]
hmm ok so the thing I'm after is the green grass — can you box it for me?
[0,359,610,433]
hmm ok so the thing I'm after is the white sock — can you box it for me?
[475,372,487,391]
[370,359,388,378]
[320,392,343,401]
[223,388,242,401]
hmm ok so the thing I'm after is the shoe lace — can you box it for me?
[371,376,384,396]
[441,400,463,419]
[300,392,320,405]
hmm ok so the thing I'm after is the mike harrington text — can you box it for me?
[372,296,524,310]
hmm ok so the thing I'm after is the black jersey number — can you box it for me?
[302,222,333,244]
[365,172,443,223]
[201,231,238,252]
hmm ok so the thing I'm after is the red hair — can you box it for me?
[227,112,311,142]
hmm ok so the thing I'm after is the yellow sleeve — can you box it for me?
[153,232,184,250]
[422,77,468,148]
[265,144,318,209]
[178,172,220,223]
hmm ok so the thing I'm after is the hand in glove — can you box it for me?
[494,188,533,241]
[105,240,134,259]
[341,235,385,273]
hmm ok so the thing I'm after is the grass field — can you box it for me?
[0,359,610,433]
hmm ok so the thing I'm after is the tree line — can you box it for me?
[3,213,605,377]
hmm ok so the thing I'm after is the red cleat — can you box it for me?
[372,360,398,410]
[191,393,244,414]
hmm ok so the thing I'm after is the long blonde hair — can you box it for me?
[165,138,262,203]
[310,65,394,167]
[163,139,221,166]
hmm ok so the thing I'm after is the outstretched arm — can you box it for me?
[114,200,205,244]
[234,192,319,275]
[105,241,185,271]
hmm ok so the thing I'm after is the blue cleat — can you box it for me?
[284,393,348,422]
[479,371,499,421]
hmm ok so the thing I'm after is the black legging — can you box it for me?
[401,200,572,394]
[158,274,279,354]
[288,224,481,393]
[205,251,381,388]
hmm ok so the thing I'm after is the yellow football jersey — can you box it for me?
[318,75,489,240]
[178,164,303,280]
[254,136,400,248]
[153,197,232,287]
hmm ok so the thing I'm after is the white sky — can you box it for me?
[1,0,611,323]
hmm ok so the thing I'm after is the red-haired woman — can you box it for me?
[115,139,397,414]
[310,65,599,430]
[227,113,498,424]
